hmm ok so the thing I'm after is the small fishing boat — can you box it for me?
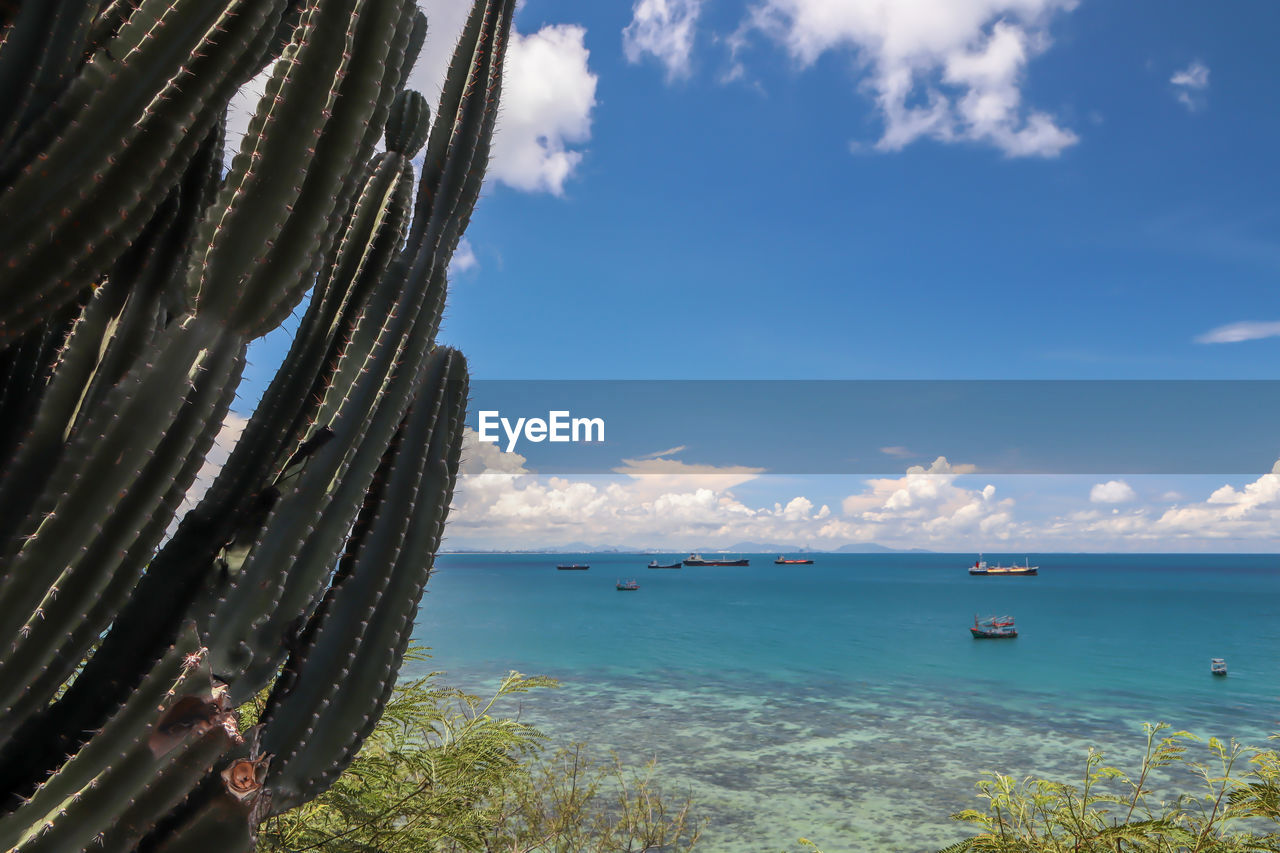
[556,564,590,570]
[971,614,1017,639]
[647,560,682,569]
[616,579,639,591]
[969,555,1037,576]
[1211,658,1227,676]
[683,553,749,566]
[774,555,814,565]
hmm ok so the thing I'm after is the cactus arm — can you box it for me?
[261,350,466,808]
[189,0,364,323]
[206,2,511,681]
[234,0,413,339]
[13,726,234,853]
[0,340,243,726]
[166,152,412,559]
[0,318,215,629]
[10,151,411,784]
[0,0,285,340]
[398,10,427,98]
[0,627,215,848]
[4,387,235,734]
[87,0,144,51]
[0,0,95,156]
[0,0,507,841]
[406,0,511,324]
[0,278,130,554]
[143,794,257,853]
[81,118,226,404]
[84,729,236,853]
[203,277,425,690]
[409,0,491,244]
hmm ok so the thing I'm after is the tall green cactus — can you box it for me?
[0,0,513,848]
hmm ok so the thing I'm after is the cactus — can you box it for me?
[0,0,513,848]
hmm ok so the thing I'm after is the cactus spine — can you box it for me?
[0,0,514,848]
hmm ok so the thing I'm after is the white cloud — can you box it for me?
[1090,480,1136,504]
[834,456,1013,544]
[880,445,914,458]
[739,0,1079,157]
[637,445,688,459]
[1194,321,1280,344]
[1054,462,1280,544]
[450,238,478,275]
[224,6,598,197]
[409,4,599,195]
[1170,60,1209,111]
[623,0,704,82]
[448,435,1280,551]
[451,432,838,548]
[488,24,598,195]
[450,446,1009,550]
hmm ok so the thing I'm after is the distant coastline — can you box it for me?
[441,542,934,555]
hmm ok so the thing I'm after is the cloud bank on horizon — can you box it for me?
[445,430,1280,552]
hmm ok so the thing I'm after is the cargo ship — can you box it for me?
[774,555,814,565]
[683,553,749,566]
[969,556,1037,576]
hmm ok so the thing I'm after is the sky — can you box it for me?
[236,0,1280,552]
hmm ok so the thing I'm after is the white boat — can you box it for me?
[1211,658,1227,676]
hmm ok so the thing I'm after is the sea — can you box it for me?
[408,552,1280,852]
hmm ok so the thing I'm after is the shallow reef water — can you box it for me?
[412,553,1280,851]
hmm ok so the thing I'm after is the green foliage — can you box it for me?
[937,723,1280,853]
[0,0,515,849]
[480,744,705,852]
[254,662,705,853]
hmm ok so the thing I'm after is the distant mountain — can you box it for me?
[835,543,933,553]
[721,541,808,553]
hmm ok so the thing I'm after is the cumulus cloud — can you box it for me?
[1090,480,1136,504]
[834,456,1012,543]
[1055,462,1280,544]
[1170,60,1209,111]
[623,0,704,81]
[1194,321,1280,344]
[451,432,840,549]
[488,25,598,195]
[410,7,599,195]
[449,435,1280,550]
[450,444,1009,550]
[738,0,1079,157]
[403,3,600,196]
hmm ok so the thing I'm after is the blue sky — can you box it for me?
[236,0,1280,551]
[434,0,1280,382]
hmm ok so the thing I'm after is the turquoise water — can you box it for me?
[411,553,1280,851]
